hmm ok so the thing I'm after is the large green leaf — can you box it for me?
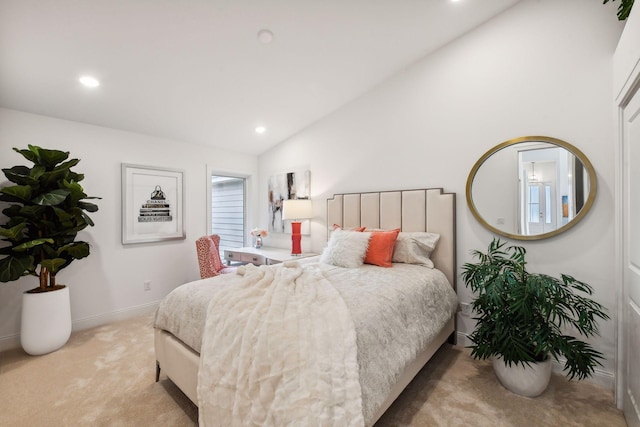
[57,242,90,259]
[69,207,94,227]
[68,171,85,182]
[0,255,34,282]
[40,168,70,187]
[0,222,27,241]
[81,211,95,227]
[58,158,80,171]
[2,204,22,218]
[0,185,32,202]
[40,258,66,273]
[52,207,72,221]
[2,166,38,186]
[52,212,74,230]
[62,179,87,203]
[13,146,37,163]
[33,146,69,167]
[32,189,70,206]
[18,205,46,219]
[77,201,99,212]
[30,165,45,180]
[40,219,59,233]
[13,238,54,252]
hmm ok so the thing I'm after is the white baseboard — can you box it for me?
[71,300,160,332]
[456,331,473,347]
[0,333,20,353]
[552,356,615,390]
[455,332,615,390]
[0,301,161,353]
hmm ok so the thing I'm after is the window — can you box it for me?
[544,185,552,224]
[211,175,245,251]
[528,185,540,223]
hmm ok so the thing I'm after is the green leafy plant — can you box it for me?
[0,145,99,292]
[461,238,609,380]
[604,0,634,20]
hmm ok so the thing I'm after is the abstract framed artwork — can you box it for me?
[121,164,185,244]
[267,169,310,233]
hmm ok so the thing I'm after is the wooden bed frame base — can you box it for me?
[155,317,455,426]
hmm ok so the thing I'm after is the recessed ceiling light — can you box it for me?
[257,29,274,44]
[255,126,266,134]
[79,76,100,88]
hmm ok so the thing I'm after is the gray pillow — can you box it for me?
[392,232,440,268]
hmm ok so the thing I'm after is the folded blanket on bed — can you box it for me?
[197,261,364,427]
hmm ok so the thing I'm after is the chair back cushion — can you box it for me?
[196,235,225,278]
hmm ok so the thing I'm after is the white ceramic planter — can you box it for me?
[21,286,72,356]
[492,356,552,397]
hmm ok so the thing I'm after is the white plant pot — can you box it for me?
[492,356,552,397]
[21,286,72,356]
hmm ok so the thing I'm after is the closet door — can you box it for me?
[622,84,640,427]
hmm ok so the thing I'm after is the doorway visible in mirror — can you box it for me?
[466,136,597,241]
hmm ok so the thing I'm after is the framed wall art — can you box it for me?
[267,169,310,233]
[121,164,185,244]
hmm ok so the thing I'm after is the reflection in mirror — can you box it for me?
[466,136,596,241]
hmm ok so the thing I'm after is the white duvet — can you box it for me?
[154,258,458,426]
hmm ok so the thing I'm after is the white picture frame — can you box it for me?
[121,164,185,244]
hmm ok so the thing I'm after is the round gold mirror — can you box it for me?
[466,136,597,240]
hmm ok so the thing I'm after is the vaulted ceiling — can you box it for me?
[0,0,522,155]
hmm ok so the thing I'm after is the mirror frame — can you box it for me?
[466,136,597,241]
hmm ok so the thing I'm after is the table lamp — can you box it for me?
[282,199,313,255]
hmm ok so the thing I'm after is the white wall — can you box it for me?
[0,108,258,349]
[258,0,624,385]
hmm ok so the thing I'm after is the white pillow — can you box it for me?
[320,229,371,268]
[392,232,440,268]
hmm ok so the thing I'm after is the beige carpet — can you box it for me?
[0,313,626,427]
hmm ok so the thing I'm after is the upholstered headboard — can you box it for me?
[326,188,456,288]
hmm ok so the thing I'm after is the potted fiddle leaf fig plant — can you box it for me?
[461,238,609,397]
[0,145,99,355]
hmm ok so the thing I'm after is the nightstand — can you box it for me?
[224,247,318,266]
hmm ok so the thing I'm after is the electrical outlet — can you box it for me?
[144,280,151,291]
[461,302,472,317]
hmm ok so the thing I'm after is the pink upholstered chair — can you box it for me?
[195,235,236,279]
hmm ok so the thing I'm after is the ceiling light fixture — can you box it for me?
[257,29,274,44]
[255,126,266,134]
[79,75,100,88]
[530,162,538,182]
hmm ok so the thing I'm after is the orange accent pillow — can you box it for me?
[364,228,400,267]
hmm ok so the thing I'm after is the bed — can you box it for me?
[154,188,457,426]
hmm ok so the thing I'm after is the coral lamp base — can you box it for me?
[290,221,302,255]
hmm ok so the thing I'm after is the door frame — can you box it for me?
[614,68,640,410]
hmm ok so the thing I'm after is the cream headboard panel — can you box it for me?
[327,188,456,288]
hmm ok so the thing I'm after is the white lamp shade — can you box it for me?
[282,199,313,220]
